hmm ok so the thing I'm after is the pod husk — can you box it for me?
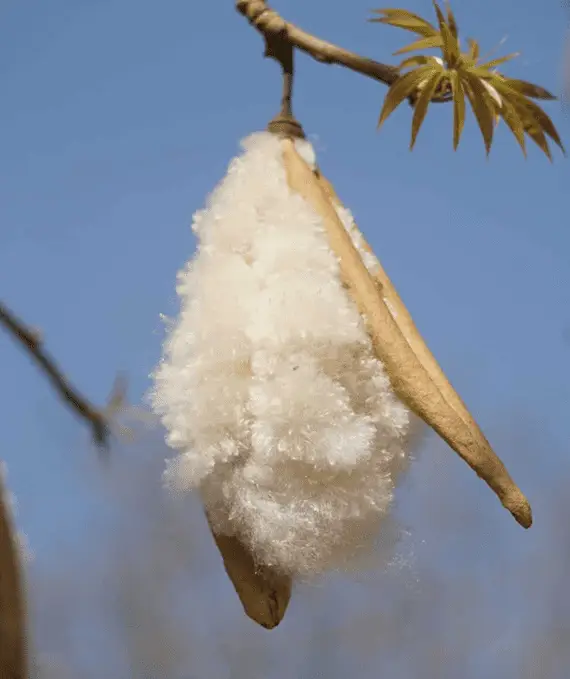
[0,471,27,679]
[206,515,291,629]
[281,137,531,529]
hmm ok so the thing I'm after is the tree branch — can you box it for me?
[237,0,400,86]
[0,301,125,449]
[236,0,452,104]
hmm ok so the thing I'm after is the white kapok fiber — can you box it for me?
[151,132,410,576]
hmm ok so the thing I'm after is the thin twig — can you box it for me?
[236,0,453,104]
[0,300,123,449]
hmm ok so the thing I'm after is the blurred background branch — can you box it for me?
[0,301,126,450]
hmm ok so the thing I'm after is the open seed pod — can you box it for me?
[152,130,530,628]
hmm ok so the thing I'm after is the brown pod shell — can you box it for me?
[281,138,531,530]
[207,516,292,629]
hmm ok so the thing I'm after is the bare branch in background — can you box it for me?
[0,301,126,450]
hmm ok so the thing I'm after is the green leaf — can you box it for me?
[432,1,446,28]
[398,55,433,71]
[521,119,552,160]
[461,71,496,154]
[450,70,465,149]
[466,67,499,81]
[480,79,503,108]
[377,65,435,129]
[393,35,444,55]
[477,52,520,70]
[445,0,459,39]
[522,101,564,153]
[493,80,565,154]
[369,9,439,37]
[505,79,556,100]
[370,5,562,160]
[467,66,501,80]
[410,70,444,149]
[467,38,480,62]
[432,1,459,64]
[516,102,564,155]
[498,98,527,157]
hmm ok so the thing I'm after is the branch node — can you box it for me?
[237,0,286,35]
[267,115,305,139]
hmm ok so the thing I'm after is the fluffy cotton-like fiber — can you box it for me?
[152,132,410,576]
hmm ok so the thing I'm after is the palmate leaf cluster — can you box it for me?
[370,1,565,159]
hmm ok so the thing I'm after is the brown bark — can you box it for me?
[281,138,531,529]
[0,471,27,679]
[236,0,398,87]
[236,0,452,104]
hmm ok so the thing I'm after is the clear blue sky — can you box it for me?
[1,1,569,676]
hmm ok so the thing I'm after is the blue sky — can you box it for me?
[1,1,569,676]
